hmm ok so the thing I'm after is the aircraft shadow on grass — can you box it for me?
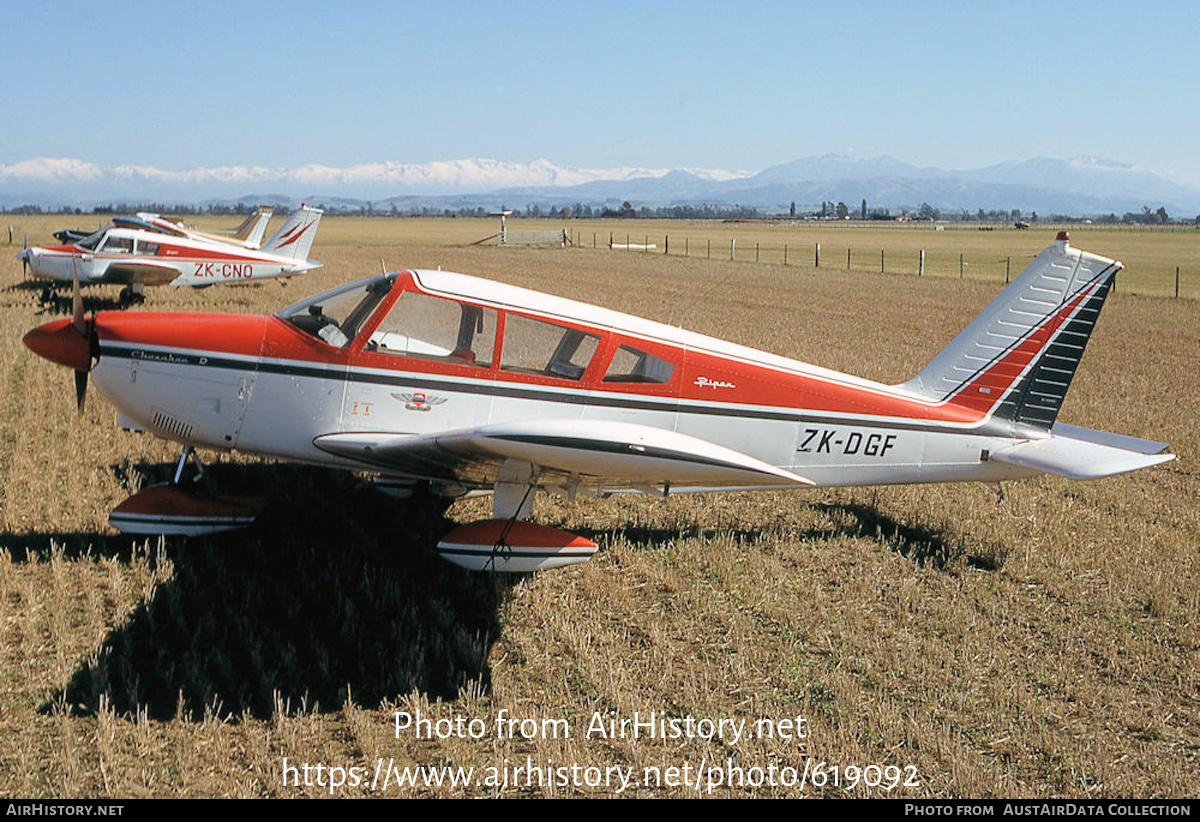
[5,279,126,314]
[570,498,1003,572]
[20,460,1002,721]
[27,463,512,721]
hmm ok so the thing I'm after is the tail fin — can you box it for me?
[230,206,274,247]
[262,204,323,260]
[899,233,1120,429]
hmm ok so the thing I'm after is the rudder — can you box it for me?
[898,233,1120,429]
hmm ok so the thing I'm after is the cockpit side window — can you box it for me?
[100,235,134,254]
[603,343,676,384]
[500,314,599,380]
[366,291,497,368]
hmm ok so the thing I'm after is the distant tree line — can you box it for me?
[3,200,1198,225]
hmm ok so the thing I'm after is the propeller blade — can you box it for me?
[71,257,85,337]
[74,368,88,413]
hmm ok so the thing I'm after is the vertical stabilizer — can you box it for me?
[899,233,1120,429]
[262,205,323,260]
[231,207,274,247]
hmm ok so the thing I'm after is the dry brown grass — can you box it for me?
[0,217,1195,797]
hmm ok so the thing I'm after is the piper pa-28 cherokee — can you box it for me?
[22,233,1173,572]
[18,205,322,304]
[51,207,275,250]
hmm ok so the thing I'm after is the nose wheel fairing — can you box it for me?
[108,448,266,537]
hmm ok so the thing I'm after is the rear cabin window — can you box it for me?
[500,314,598,381]
[367,291,496,368]
[603,344,676,384]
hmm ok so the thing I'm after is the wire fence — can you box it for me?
[574,230,1198,300]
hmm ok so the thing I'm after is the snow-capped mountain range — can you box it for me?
[3,154,1198,216]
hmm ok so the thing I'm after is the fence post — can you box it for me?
[685,237,689,257]
[784,244,788,266]
[919,249,924,277]
[959,253,964,278]
[644,235,648,253]
[756,242,759,263]
[1176,266,1180,298]
[1006,257,1010,283]
[880,249,885,273]
[815,242,820,268]
[847,247,851,269]
[707,239,711,259]
[731,239,736,261]
[609,231,613,249]
[664,235,669,255]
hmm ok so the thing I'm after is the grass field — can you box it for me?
[0,216,1196,797]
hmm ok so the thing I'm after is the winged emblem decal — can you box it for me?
[392,391,448,412]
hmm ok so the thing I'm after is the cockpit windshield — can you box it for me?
[76,229,105,251]
[276,273,396,347]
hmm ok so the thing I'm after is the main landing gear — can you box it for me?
[118,285,146,307]
[434,459,598,573]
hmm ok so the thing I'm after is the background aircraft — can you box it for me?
[22,233,1172,571]
[18,205,322,304]
[50,207,274,249]
[134,206,274,249]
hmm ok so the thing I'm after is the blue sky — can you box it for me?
[4,0,1199,183]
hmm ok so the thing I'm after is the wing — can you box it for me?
[99,260,182,286]
[313,418,813,492]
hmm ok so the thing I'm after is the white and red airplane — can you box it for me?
[18,205,322,304]
[22,233,1172,572]
[134,206,275,250]
[53,207,275,250]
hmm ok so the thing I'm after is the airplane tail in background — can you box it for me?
[262,205,323,260]
[899,233,1119,431]
[230,206,274,247]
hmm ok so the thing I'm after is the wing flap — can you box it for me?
[313,419,813,490]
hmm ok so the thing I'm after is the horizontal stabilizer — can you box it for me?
[991,424,1174,480]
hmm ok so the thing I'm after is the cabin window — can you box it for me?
[135,241,159,256]
[603,344,675,384]
[500,314,598,380]
[367,291,496,368]
[100,235,134,254]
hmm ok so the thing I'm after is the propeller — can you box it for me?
[22,256,101,415]
[70,257,99,412]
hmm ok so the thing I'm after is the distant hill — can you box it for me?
[3,154,1198,216]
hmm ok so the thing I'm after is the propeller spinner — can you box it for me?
[22,260,99,411]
